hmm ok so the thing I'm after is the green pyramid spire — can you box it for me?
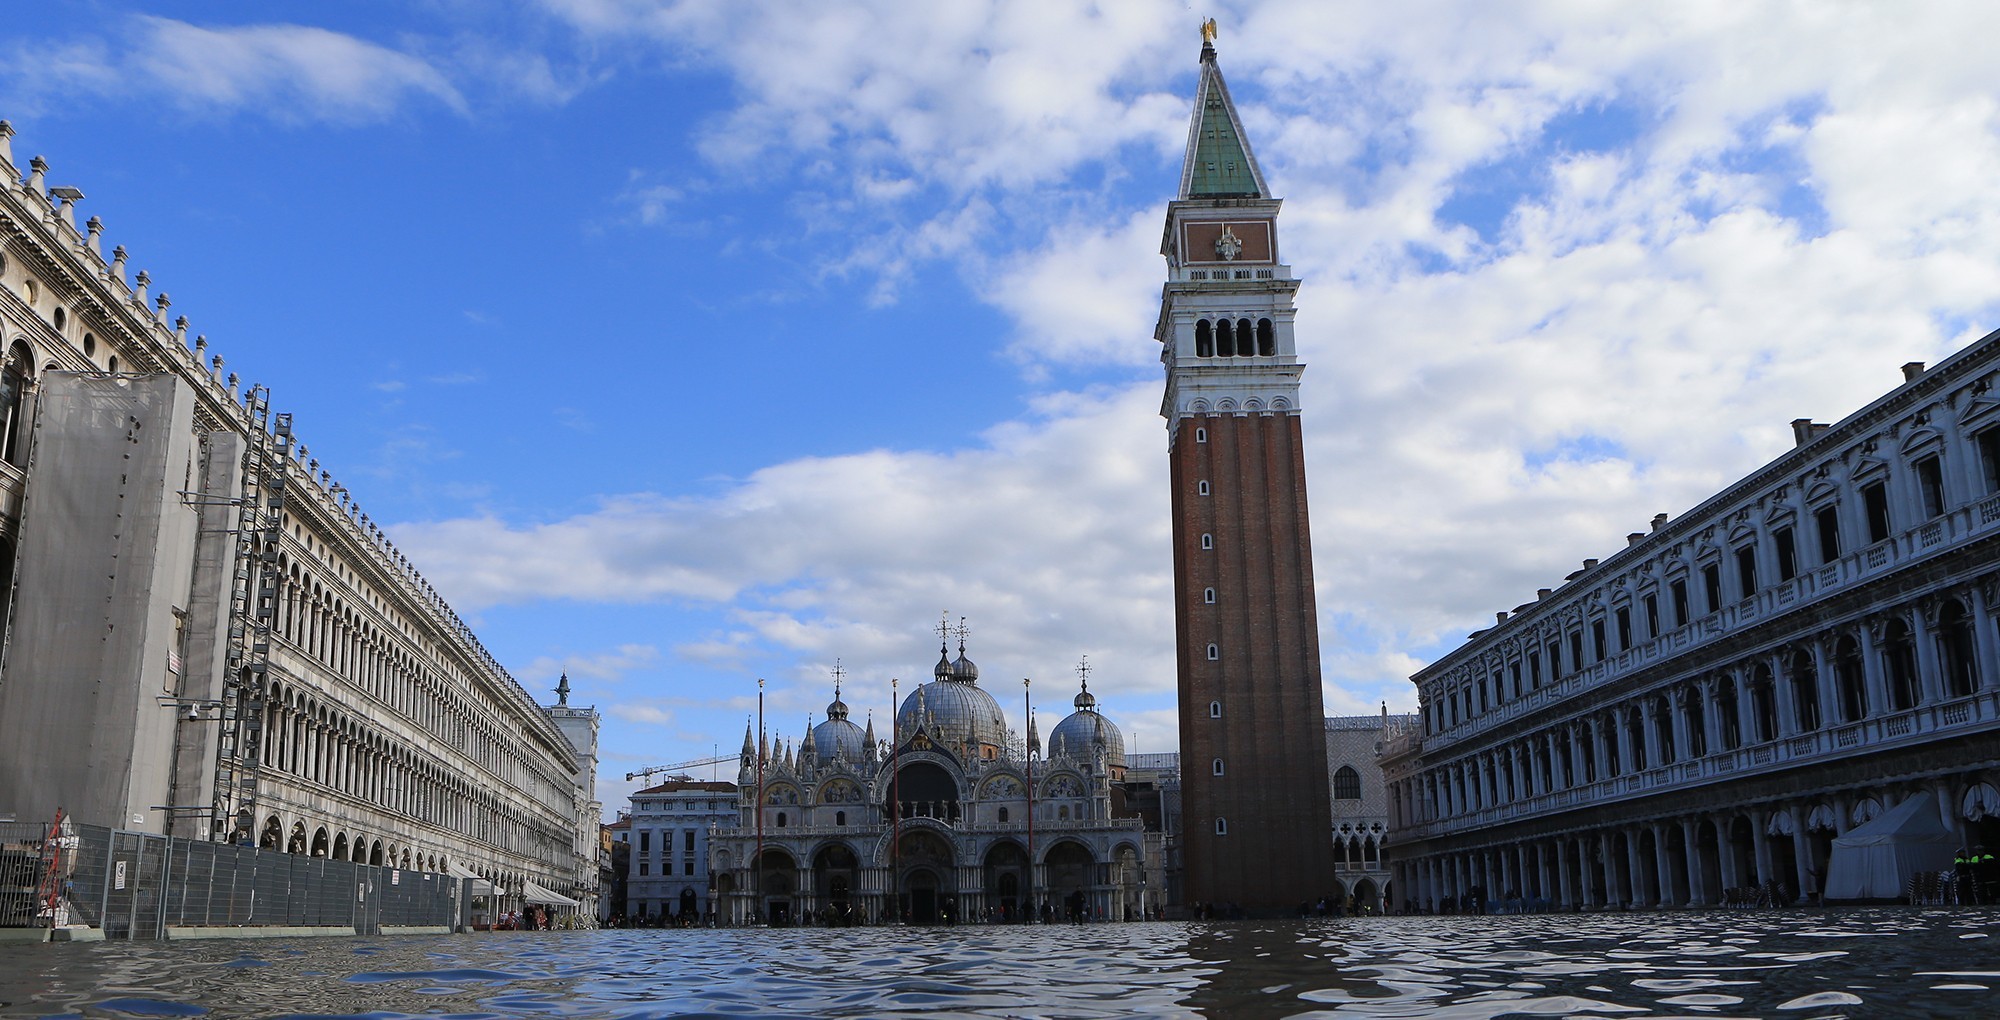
[1180,41,1268,200]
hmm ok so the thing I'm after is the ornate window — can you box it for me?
[1333,766,1361,800]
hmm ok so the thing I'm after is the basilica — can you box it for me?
[709,635,1156,925]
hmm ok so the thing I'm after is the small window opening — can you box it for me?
[107,355,117,372]
[1215,817,1228,835]
[53,307,65,331]
[1200,533,1213,550]
[83,334,96,357]
[1863,481,1891,543]
[1197,480,1210,496]
[1237,318,1254,357]
[1215,319,1236,357]
[1211,758,1225,776]
[1257,318,1274,356]
[1775,527,1797,581]
[1209,700,1221,718]
[835,810,846,826]
[1195,427,1207,443]
[775,811,787,828]
[1195,319,1214,358]
[997,807,1008,823]
[1207,643,1219,660]
[1735,545,1758,599]
[1917,455,1945,519]
[1816,505,1842,562]
[1203,588,1216,604]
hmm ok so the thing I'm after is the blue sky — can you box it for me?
[9,1,2000,813]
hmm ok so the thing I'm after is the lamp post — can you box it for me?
[1025,676,1036,923]
[755,677,764,926]
[890,676,900,924]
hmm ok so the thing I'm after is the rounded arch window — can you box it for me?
[1201,533,1213,550]
[1195,427,1207,443]
[1211,758,1225,776]
[1197,480,1210,496]
[1194,319,1214,358]
[1215,318,1236,357]
[1215,817,1228,836]
[835,810,846,826]
[997,806,1009,823]
[1333,766,1362,800]
[1206,643,1219,660]
[775,811,787,828]
[1,342,34,468]
[1257,318,1274,355]
[1203,587,1216,604]
[1237,318,1254,356]
[1209,700,1221,718]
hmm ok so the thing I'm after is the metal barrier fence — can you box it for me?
[3,823,460,938]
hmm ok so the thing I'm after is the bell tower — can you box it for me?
[1159,27,1335,913]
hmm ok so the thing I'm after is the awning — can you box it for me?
[522,880,579,908]
[445,859,496,897]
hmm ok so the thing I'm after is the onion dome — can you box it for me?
[811,684,868,764]
[934,641,954,679]
[897,678,1008,757]
[1049,676,1125,768]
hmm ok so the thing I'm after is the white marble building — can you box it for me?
[0,121,594,915]
[1383,336,2000,912]
[620,779,736,922]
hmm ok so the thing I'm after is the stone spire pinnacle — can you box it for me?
[1180,27,1269,200]
[554,671,570,706]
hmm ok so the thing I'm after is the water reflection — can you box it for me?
[0,909,1992,1018]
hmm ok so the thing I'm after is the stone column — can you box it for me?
[1791,800,1819,904]
[1751,810,1773,889]
[1652,823,1676,907]
[1700,677,1724,755]
[1970,584,2000,693]
[1641,698,1663,769]
[1811,637,1839,730]
[1670,689,1694,763]
[1554,839,1573,909]
[1771,652,1799,737]
[1912,605,1946,706]
[1623,829,1648,907]
[1715,815,1739,892]
[1679,818,1706,906]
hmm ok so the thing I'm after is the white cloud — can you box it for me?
[397,1,2000,756]
[130,16,465,122]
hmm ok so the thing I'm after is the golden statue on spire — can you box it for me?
[1201,18,1218,44]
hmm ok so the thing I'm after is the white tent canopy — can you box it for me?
[522,880,580,908]
[445,859,496,897]
[1824,793,1958,902]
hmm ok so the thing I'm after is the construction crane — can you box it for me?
[625,753,736,784]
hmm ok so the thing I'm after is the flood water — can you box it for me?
[1,908,1997,1018]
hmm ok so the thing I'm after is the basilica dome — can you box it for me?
[897,643,1008,757]
[811,691,869,764]
[1049,682,1126,767]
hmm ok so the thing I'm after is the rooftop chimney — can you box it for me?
[1583,558,1599,571]
[1627,533,1645,546]
[1902,361,1926,382]
[1791,418,1817,446]
[1537,588,1553,600]
[1496,611,1509,624]
[1650,512,1669,531]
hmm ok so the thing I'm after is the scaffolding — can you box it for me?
[211,390,288,844]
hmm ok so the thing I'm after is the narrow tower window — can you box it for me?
[1257,318,1274,356]
[1209,700,1221,718]
[1207,643,1219,660]
[1203,588,1216,604]
[1195,319,1214,358]
[1237,318,1254,356]
[1215,318,1235,357]
[1201,533,1213,550]
[1195,427,1207,443]
[1212,758,1225,776]
[1197,480,1210,496]
[1215,817,1228,835]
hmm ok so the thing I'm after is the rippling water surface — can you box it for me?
[2,909,1997,1018]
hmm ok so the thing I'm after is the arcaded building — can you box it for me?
[0,122,594,911]
[710,639,1154,925]
[1383,335,2000,911]
[1159,33,1338,914]
[1326,712,1416,912]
